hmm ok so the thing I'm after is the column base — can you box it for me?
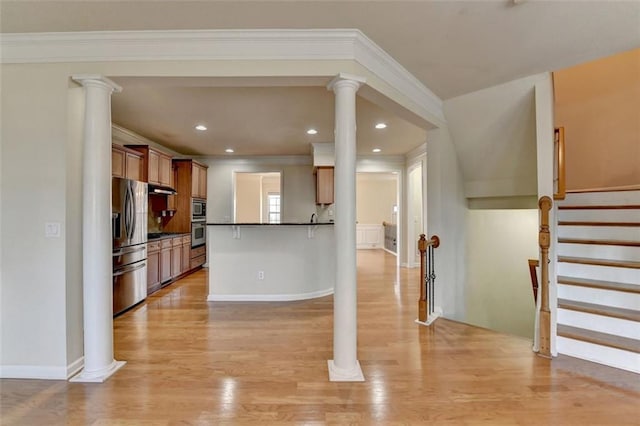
[69,360,126,383]
[415,311,440,327]
[327,360,365,382]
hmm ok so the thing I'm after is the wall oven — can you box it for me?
[191,221,206,248]
[192,199,206,222]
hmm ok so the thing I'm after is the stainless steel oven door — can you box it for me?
[191,222,206,247]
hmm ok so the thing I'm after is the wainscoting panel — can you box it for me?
[357,224,384,249]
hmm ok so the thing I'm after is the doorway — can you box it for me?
[355,172,399,257]
[407,163,424,267]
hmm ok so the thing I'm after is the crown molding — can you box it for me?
[1,29,444,127]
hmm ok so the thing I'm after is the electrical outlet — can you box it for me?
[45,222,61,238]
[257,271,265,280]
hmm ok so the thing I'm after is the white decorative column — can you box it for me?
[70,75,124,383]
[327,73,366,382]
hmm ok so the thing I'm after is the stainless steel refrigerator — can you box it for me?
[112,177,148,316]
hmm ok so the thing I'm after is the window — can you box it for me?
[267,193,281,224]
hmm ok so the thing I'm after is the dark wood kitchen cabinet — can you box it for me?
[147,240,161,295]
[163,160,208,233]
[191,162,208,199]
[171,237,182,278]
[126,145,174,188]
[159,239,172,283]
[181,235,191,272]
[112,144,143,181]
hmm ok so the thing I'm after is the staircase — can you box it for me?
[555,190,640,373]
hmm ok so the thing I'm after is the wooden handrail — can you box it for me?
[418,234,440,324]
[538,196,552,358]
[528,259,539,302]
[554,127,566,200]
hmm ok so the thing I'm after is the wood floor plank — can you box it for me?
[1,250,639,425]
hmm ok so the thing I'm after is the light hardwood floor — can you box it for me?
[2,250,639,425]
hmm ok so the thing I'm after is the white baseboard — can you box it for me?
[384,248,398,256]
[207,287,334,302]
[66,356,84,379]
[1,364,68,380]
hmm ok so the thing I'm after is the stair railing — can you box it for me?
[417,234,440,326]
[554,127,566,200]
[528,259,539,302]
[538,196,553,358]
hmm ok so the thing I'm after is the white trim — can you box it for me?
[207,287,334,302]
[0,29,444,127]
[66,356,84,379]
[327,359,365,382]
[72,74,122,92]
[384,247,398,256]
[69,360,126,383]
[1,357,84,380]
[112,124,184,157]
[405,143,427,165]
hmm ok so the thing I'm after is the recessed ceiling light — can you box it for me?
[225,148,234,153]
[372,148,382,153]
[195,124,207,131]
[375,123,387,129]
[306,128,318,135]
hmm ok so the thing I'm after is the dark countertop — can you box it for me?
[206,222,334,226]
[147,232,190,240]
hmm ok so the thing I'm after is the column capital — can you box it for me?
[327,73,366,92]
[72,74,122,93]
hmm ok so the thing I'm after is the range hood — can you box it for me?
[149,184,177,195]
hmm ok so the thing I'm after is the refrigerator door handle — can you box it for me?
[130,181,137,240]
[124,182,134,241]
[113,261,146,277]
[113,245,146,257]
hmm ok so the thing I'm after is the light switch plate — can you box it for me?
[45,222,61,238]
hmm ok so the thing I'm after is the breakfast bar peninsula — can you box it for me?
[206,223,335,301]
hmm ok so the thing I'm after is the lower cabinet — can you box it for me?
[171,237,182,279]
[160,239,172,284]
[190,244,206,269]
[147,234,203,295]
[182,236,191,272]
[147,241,161,295]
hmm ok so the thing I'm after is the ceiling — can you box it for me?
[3,1,639,157]
[110,78,427,156]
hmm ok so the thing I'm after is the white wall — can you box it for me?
[444,74,541,200]
[465,209,538,338]
[356,174,397,225]
[426,127,467,321]
[1,64,71,377]
[204,158,316,224]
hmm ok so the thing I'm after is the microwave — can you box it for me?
[192,199,206,222]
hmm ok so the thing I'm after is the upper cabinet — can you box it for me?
[126,145,174,188]
[315,166,334,205]
[191,162,208,199]
[112,144,143,181]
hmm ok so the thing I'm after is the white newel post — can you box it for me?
[327,73,366,382]
[70,75,125,383]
